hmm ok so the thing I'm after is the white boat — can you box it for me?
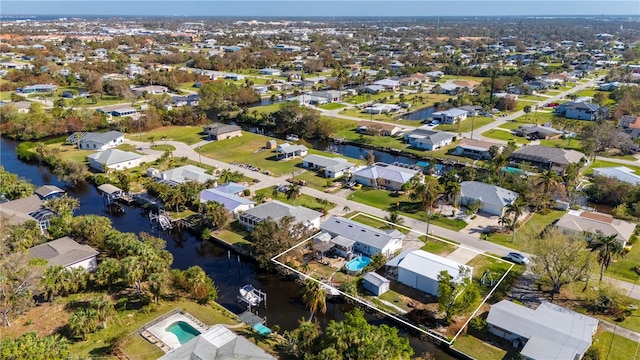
[239,285,265,307]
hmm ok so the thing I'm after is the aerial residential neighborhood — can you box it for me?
[1,3,640,360]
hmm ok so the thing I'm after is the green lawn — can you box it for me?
[250,102,285,115]
[46,143,92,163]
[139,126,204,145]
[515,111,556,125]
[420,236,458,256]
[437,75,487,84]
[539,138,584,151]
[585,160,640,176]
[486,210,565,250]
[343,91,395,105]
[452,334,508,360]
[606,241,640,282]
[255,187,336,213]
[435,116,494,133]
[348,213,410,234]
[318,103,346,110]
[593,331,640,360]
[293,170,348,192]
[518,94,551,101]
[482,129,528,144]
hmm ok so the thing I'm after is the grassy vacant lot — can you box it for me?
[46,143,92,163]
[486,210,565,250]
[482,129,528,144]
[585,160,640,176]
[420,236,458,256]
[139,126,204,145]
[255,186,336,213]
[593,331,640,360]
[539,138,584,151]
[606,241,640,282]
[250,102,285,115]
[435,116,494,133]
[343,91,395,105]
[150,144,177,152]
[348,212,410,234]
[452,332,510,360]
[347,189,467,231]
[318,102,346,110]
[437,75,487,84]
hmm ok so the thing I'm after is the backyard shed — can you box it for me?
[363,272,390,296]
[266,140,277,149]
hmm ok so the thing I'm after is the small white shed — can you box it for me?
[363,272,391,296]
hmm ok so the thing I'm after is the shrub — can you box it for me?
[468,316,487,332]
[243,189,251,197]
[583,346,601,360]
[628,234,638,246]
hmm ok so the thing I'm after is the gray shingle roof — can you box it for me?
[303,154,354,172]
[354,162,418,184]
[407,128,455,145]
[87,149,141,165]
[28,236,99,268]
[555,210,636,243]
[320,216,405,251]
[460,181,519,208]
[82,131,124,145]
[512,145,585,166]
[241,200,321,224]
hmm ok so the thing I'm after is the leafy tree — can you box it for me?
[301,278,327,321]
[285,183,301,205]
[40,266,66,302]
[0,250,45,326]
[0,332,70,360]
[93,258,121,290]
[121,256,145,298]
[523,105,532,121]
[67,308,99,340]
[183,266,218,303]
[90,294,114,329]
[528,228,594,301]
[408,174,443,212]
[148,271,169,304]
[590,231,626,281]
[251,216,313,269]
[0,166,35,200]
[533,170,561,211]
[44,194,80,216]
[384,210,404,227]
[282,319,321,358]
[203,201,232,230]
[437,266,479,323]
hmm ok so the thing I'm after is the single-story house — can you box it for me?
[159,324,276,360]
[96,104,138,117]
[555,210,636,245]
[28,236,99,272]
[0,194,55,233]
[258,68,281,76]
[487,300,598,360]
[453,138,502,160]
[363,272,391,296]
[510,145,586,174]
[437,83,462,95]
[386,249,472,297]
[361,84,385,94]
[275,143,308,159]
[457,105,482,117]
[373,79,400,91]
[593,166,640,186]
[170,94,200,107]
[514,125,564,140]
[353,162,419,191]
[3,101,32,113]
[155,165,218,186]
[356,121,401,136]
[405,126,455,151]
[432,108,468,124]
[199,189,255,214]
[87,149,142,172]
[203,123,242,140]
[310,90,342,103]
[74,131,125,151]
[459,181,519,216]
[238,200,322,231]
[18,84,57,93]
[214,182,248,196]
[34,185,65,200]
[320,216,404,257]
[302,154,355,179]
[362,103,401,114]
[132,85,168,96]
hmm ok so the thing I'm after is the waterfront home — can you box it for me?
[386,249,472,297]
[453,138,502,160]
[258,68,281,76]
[555,210,636,246]
[373,79,400,91]
[510,145,586,175]
[319,216,404,257]
[459,181,519,216]
[275,143,308,159]
[159,324,276,360]
[34,185,65,200]
[302,154,355,179]
[87,149,142,172]
[356,121,401,136]
[73,131,125,150]
[487,300,598,359]
[353,162,419,191]
[28,236,99,272]
[0,195,55,233]
[238,200,322,231]
[431,108,468,124]
[362,103,401,114]
[214,182,248,196]
[405,126,455,151]
[155,165,218,186]
[199,189,255,215]
[310,90,342,103]
[592,166,640,186]
[203,123,242,141]
[514,125,564,140]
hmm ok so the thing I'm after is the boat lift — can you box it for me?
[238,284,267,310]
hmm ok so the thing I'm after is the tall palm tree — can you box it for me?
[90,295,114,328]
[384,210,404,227]
[409,175,443,212]
[301,278,326,321]
[591,231,626,281]
[41,266,66,302]
[534,170,560,211]
[504,199,525,243]
[286,184,301,205]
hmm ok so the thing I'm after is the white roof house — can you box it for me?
[459,181,519,216]
[593,166,640,186]
[76,131,125,151]
[302,154,355,179]
[387,249,472,297]
[431,108,468,124]
[199,189,255,214]
[155,165,218,186]
[87,149,142,172]
[487,300,598,360]
[354,162,419,191]
[320,216,404,257]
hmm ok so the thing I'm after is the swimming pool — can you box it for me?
[166,321,201,345]
[501,166,524,174]
[345,256,371,272]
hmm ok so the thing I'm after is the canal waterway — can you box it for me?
[0,136,454,359]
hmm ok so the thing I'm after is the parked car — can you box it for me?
[505,252,529,265]
[351,183,362,190]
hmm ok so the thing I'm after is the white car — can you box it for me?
[506,252,529,265]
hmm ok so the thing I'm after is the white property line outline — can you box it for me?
[271,212,514,345]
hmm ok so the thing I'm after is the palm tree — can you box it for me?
[41,266,66,302]
[384,210,404,227]
[68,308,99,341]
[408,175,443,212]
[591,231,626,281]
[301,278,326,321]
[534,170,560,211]
[90,295,114,329]
[286,184,301,205]
[504,199,525,243]
[122,256,145,298]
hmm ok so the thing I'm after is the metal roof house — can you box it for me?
[354,162,419,191]
[275,143,308,159]
[155,165,218,186]
[405,126,455,151]
[75,131,125,151]
[592,166,640,186]
[320,216,404,257]
[487,300,598,360]
[214,182,248,196]
[87,149,142,172]
[386,249,472,297]
[302,154,355,179]
[199,189,255,214]
[459,181,519,216]
[238,200,322,231]
[159,324,275,360]
[431,108,468,124]
[28,236,99,272]
[34,185,65,200]
[363,272,391,296]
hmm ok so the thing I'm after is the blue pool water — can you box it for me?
[345,256,372,272]
[501,166,524,174]
[166,321,201,344]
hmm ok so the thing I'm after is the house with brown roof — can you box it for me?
[454,138,503,159]
[555,210,636,246]
[357,121,401,136]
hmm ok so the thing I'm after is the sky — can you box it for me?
[1,0,639,17]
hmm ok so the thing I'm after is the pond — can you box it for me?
[402,106,436,121]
